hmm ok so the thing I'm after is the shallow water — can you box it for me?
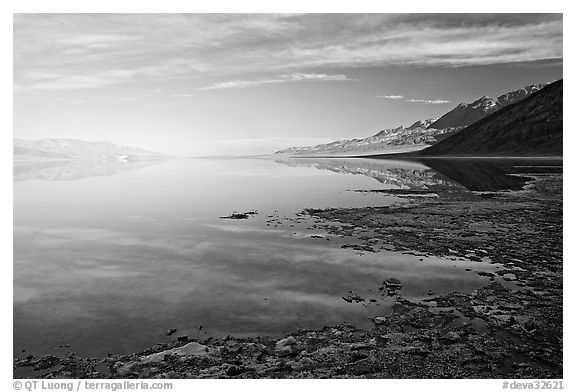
[13,157,560,358]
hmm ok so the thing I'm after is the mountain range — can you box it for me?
[275,119,459,157]
[275,83,550,157]
[428,84,546,129]
[417,79,562,157]
[14,138,168,161]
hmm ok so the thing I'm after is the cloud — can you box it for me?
[116,88,170,101]
[118,96,142,101]
[60,34,138,47]
[284,73,353,82]
[55,97,86,105]
[377,95,404,100]
[199,73,355,90]
[171,93,201,97]
[14,14,562,92]
[376,95,451,104]
[405,99,451,104]
[200,79,281,91]
[17,75,113,91]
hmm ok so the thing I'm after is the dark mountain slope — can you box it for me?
[418,79,562,157]
[428,84,545,130]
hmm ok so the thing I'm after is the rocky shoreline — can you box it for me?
[14,173,562,379]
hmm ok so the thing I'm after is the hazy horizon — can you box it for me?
[14,14,563,156]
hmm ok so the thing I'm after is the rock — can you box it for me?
[140,342,210,363]
[226,365,246,376]
[441,331,461,343]
[220,211,258,220]
[342,293,365,303]
[290,357,315,371]
[275,336,299,355]
[33,355,60,370]
[381,278,403,296]
[373,317,388,326]
[375,335,390,346]
[348,360,374,376]
[165,328,177,336]
[492,314,515,327]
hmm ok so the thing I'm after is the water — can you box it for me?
[13,157,561,359]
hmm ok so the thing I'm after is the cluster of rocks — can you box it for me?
[380,278,402,296]
[341,292,365,303]
[14,277,561,378]
[219,211,258,220]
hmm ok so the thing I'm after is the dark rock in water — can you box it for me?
[380,278,402,296]
[220,210,258,219]
[165,328,177,336]
[176,336,189,342]
[342,294,365,303]
[373,317,388,326]
[384,278,402,289]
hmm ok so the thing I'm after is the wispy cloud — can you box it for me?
[406,99,451,104]
[55,97,86,105]
[117,88,166,101]
[378,95,404,100]
[118,96,143,101]
[376,95,451,104]
[199,73,355,90]
[171,93,201,97]
[14,14,562,92]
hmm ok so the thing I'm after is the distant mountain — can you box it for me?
[14,139,168,161]
[428,84,546,130]
[275,120,462,157]
[406,118,437,130]
[275,83,547,157]
[418,79,562,157]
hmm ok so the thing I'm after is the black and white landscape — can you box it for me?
[13,13,563,380]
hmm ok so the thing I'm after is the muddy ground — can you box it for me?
[14,173,562,379]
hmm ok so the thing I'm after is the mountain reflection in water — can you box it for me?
[276,157,562,192]
[13,158,169,182]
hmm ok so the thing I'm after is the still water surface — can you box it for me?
[14,157,559,358]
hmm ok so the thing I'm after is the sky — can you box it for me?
[13,13,563,156]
